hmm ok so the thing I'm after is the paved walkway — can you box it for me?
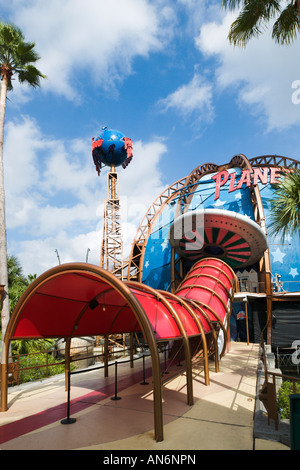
[0,342,290,451]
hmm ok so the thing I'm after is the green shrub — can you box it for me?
[11,339,56,356]
[17,352,67,383]
[277,380,300,419]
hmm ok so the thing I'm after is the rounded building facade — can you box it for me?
[127,154,300,349]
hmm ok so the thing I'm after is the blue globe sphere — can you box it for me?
[92,128,132,175]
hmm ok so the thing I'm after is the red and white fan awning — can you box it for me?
[169,209,268,268]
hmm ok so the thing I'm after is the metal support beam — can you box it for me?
[101,168,123,279]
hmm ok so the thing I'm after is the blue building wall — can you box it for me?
[259,180,300,292]
[141,166,300,293]
[142,168,255,290]
[140,165,300,345]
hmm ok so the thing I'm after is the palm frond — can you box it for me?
[268,169,300,241]
[272,2,300,44]
[222,0,244,10]
[223,0,300,46]
[228,0,281,46]
[15,41,41,64]
[7,254,27,288]
[17,65,46,87]
[0,22,24,45]
[0,20,45,89]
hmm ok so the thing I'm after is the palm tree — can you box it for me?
[0,22,45,346]
[222,0,300,46]
[7,254,36,312]
[268,169,300,241]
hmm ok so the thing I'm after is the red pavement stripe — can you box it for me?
[0,364,153,444]
[0,390,108,444]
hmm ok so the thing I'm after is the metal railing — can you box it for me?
[272,274,300,293]
[279,281,300,293]
[2,336,184,389]
[237,278,300,294]
[2,349,66,387]
[237,280,265,293]
[1,339,139,387]
[276,348,300,375]
[259,340,300,430]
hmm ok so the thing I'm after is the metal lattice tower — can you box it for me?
[100,166,124,279]
[92,128,133,280]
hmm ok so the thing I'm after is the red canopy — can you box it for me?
[8,258,236,343]
[1,257,237,443]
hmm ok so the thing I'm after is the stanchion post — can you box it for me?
[130,332,134,368]
[140,354,149,385]
[163,347,169,375]
[111,361,121,400]
[104,334,109,377]
[61,370,76,424]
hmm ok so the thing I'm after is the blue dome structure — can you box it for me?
[92,127,133,175]
[127,154,300,350]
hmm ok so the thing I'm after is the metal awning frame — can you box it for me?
[0,262,214,442]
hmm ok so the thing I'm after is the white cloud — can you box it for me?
[5,0,174,101]
[158,73,214,124]
[178,0,223,35]
[4,116,168,275]
[119,139,168,249]
[4,116,98,233]
[4,118,43,195]
[12,231,102,277]
[195,12,300,130]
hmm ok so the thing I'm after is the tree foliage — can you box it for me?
[0,21,45,346]
[278,380,300,419]
[269,169,300,241]
[222,0,300,46]
[7,254,36,313]
[4,255,41,356]
[0,21,46,90]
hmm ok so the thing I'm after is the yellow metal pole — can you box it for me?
[0,341,8,411]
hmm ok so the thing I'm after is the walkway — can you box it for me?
[0,342,290,451]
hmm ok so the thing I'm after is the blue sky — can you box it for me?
[1,0,300,276]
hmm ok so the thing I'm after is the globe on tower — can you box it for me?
[92,127,133,175]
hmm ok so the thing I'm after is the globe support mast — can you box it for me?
[101,165,124,278]
[92,128,133,279]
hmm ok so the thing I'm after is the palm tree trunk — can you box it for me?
[0,75,10,351]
